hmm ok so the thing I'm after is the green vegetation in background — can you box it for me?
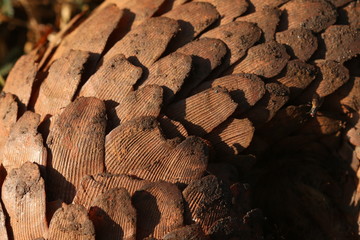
[0,0,102,89]
[0,0,14,18]
[1,0,20,88]
[0,47,23,87]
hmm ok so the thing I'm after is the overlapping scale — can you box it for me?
[249,0,289,9]
[255,105,309,143]
[163,224,207,240]
[236,6,281,41]
[164,2,220,47]
[314,60,350,98]
[301,113,345,135]
[205,118,254,155]
[139,52,192,104]
[97,0,166,28]
[296,60,350,103]
[242,83,290,126]
[103,17,179,68]
[276,28,318,61]
[3,53,38,107]
[231,41,290,78]
[201,21,262,65]
[0,92,18,156]
[2,0,360,239]
[191,73,266,115]
[175,38,228,97]
[2,162,48,240]
[80,54,142,104]
[46,97,106,203]
[105,116,208,184]
[280,0,337,32]
[1,111,46,173]
[50,4,123,66]
[128,136,208,184]
[48,204,95,240]
[89,188,137,240]
[158,115,189,139]
[132,181,184,239]
[322,25,360,63]
[274,60,317,99]
[34,50,91,120]
[167,87,237,136]
[341,1,360,29]
[193,0,248,24]
[115,84,163,123]
[74,173,148,209]
[182,175,233,235]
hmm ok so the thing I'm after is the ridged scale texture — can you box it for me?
[1,111,46,172]
[1,0,360,239]
[132,181,184,239]
[89,188,137,240]
[48,204,95,240]
[46,97,106,203]
[2,162,48,240]
[105,117,208,184]
[74,173,149,209]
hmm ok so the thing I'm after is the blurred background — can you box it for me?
[0,0,102,88]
